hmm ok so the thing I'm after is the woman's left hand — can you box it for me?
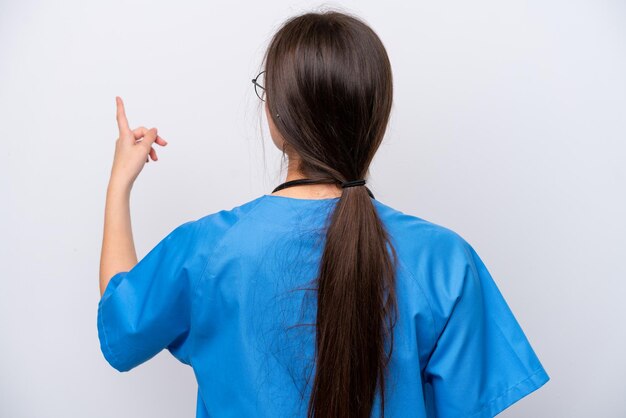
[109,96,168,189]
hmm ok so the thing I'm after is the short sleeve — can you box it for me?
[423,240,550,417]
[97,220,201,372]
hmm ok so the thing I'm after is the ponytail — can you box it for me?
[308,184,398,418]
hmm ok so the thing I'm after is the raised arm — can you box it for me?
[99,96,168,297]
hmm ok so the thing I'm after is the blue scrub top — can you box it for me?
[97,194,549,417]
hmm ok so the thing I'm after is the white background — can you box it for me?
[1,0,625,417]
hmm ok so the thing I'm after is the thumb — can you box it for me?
[139,127,159,149]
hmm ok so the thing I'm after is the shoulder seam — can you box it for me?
[191,196,266,297]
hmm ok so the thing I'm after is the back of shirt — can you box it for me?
[97,194,550,418]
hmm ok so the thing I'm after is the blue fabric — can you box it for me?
[97,194,549,417]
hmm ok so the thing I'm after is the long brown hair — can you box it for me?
[261,9,398,418]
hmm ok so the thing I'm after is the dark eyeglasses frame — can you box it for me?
[251,70,266,102]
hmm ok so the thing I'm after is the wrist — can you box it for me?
[107,176,133,196]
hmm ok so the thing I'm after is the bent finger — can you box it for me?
[143,127,158,144]
[155,135,168,146]
[132,126,148,139]
[138,127,158,150]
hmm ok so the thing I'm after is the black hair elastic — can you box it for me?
[271,178,375,199]
[341,179,366,188]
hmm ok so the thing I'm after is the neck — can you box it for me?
[273,156,343,199]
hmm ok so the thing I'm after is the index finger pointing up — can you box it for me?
[115,96,131,135]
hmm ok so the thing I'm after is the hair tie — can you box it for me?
[341,179,366,188]
[271,178,375,199]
